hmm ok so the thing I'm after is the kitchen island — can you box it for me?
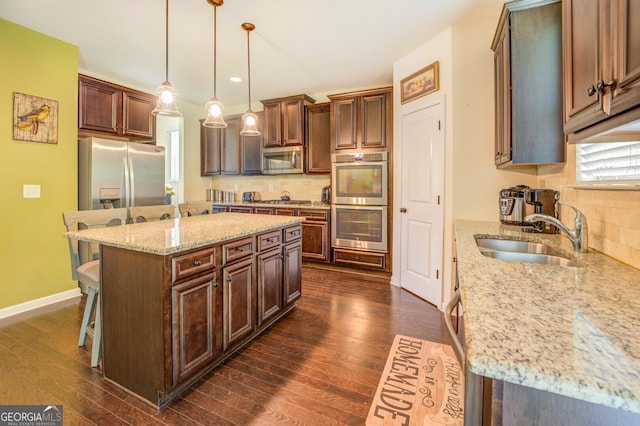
[65,213,304,408]
[454,220,640,425]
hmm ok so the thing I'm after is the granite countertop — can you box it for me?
[64,212,304,256]
[455,220,640,414]
[213,200,331,210]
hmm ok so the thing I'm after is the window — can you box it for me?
[169,129,180,182]
[576,141,640,185]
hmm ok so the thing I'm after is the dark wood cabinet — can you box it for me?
[78,74,156,141]
[221,256,255,352]
[305,103,331,174]
[563,0,640,137]
[200,117,241,176]
[261,94,316,148]
[491,0,564,168]
[328,87,392,152]
[171,272,221,386]
[283,239,302,305]
[299,209,330,263]
[257,248,283,326]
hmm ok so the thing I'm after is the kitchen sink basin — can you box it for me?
[475,237,579,267]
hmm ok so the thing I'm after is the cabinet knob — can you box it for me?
[213,282,219,288]
[596,79,616,94]
[226,276,232,283]
[587,85,597,97]
[400,208,407,213]
[194,260,202,266]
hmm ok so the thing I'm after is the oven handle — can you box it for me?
[444,289,465,367]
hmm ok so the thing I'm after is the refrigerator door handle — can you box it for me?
[123,156,131,208]
[128,156,135,207]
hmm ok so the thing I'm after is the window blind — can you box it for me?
[576,141,640,183]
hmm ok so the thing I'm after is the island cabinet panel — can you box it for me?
[222,257,256,351]
[283,237,303,305]
[171,272,221,386]
[257,247,283,326]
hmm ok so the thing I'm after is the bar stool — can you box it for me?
[62,208,128,368]
[178,201,213,217]
[128,204,176,223]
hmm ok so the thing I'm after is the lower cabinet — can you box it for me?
[257,248,283,326]
[171,272,221,386]
[284,239,303,304]
[332,247,386,271]
[298,209,329,263]
[222,257,256,351]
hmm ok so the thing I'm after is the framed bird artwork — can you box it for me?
[13,92,58,144]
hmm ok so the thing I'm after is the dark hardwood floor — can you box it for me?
[0,266,452,425]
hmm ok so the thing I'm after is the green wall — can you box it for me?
[0,19,79,309]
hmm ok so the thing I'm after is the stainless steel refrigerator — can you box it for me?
[78,137,165,210]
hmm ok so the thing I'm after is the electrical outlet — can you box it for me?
[269,184,274,192]
[23,184,41,199]
[234,184,238,191]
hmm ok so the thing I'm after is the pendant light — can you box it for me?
[240,22,260,136]
[152,0,182,117]
[202,0,227,128]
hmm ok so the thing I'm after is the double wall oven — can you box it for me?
[331,152,388,252]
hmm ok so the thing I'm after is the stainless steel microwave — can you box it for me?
[262,146,303,174]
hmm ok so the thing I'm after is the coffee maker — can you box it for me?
[524,189,559,233]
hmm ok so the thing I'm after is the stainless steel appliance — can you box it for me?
[242,191,261,202]
[331,205,388,252]
[499,185,534,225]
[331,152,388,205]
[321,185,331,204]
[261,146,303,174]
[78,137,165,210]
[524,188,559,233]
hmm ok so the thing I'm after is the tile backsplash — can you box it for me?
[538,144,640,269]
[210,174,330,203]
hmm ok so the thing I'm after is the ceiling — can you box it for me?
[0,0,503,109]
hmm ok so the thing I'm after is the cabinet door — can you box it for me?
[611,0,640,115]
[305,103,331,174]
[262,101,282,148]
[241,112,263,175]
[301,220,329,262]
[78,77,120,135]
[172,272,221,386]
[257,248,283,326]
[221,117,241,175]
[222,257,255,351]
[563,0,603,133]
[494,25,511,166]
[283,240,302,305]
[361,93,387,149]
[282,98,304,146]
[200,123,221,176]
[122,90,156,139]
[333,98,358,150]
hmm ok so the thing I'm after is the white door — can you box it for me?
[399,101,445,307]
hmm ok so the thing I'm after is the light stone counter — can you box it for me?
[212,200,330,210]
[64,212,304,255]
[455,220,640,414]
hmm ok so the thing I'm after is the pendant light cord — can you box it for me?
[164,0,169,83]
[246,27,252,109]
[213,4,218,97]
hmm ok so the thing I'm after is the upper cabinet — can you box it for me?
[328,87,392,153]
[304,102,331,174]
[78,74,156,141]
[261,94,315,148]
[491,0,564,168]
[563,0,640,137]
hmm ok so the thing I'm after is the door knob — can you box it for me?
[400,208,407,213]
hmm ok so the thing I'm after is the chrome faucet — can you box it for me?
[525,201,588,253]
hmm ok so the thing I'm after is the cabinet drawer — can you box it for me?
[222,237,254,265]
[258,230,282,252]
[284,225,302,243]
[172,248,216,283]
[297,209,328,221]
[332,248,386,270]
[254,207,274,215]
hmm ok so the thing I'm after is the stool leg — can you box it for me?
[78,286,97,347]
[91,292,102,368]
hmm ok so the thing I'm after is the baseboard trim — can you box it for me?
[0,288,82,324]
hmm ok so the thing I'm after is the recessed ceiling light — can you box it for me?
[230,76,242,83]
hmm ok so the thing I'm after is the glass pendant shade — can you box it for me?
[203,97,227,128]
[152,0,181,117]
[152,80,182,117]
[241,111,260,136]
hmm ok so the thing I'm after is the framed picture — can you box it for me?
[13,92,58,144]
[400,61,439,104]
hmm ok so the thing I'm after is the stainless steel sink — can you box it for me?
[475,237,579,267]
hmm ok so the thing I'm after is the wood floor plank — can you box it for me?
[0,266,452,425]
